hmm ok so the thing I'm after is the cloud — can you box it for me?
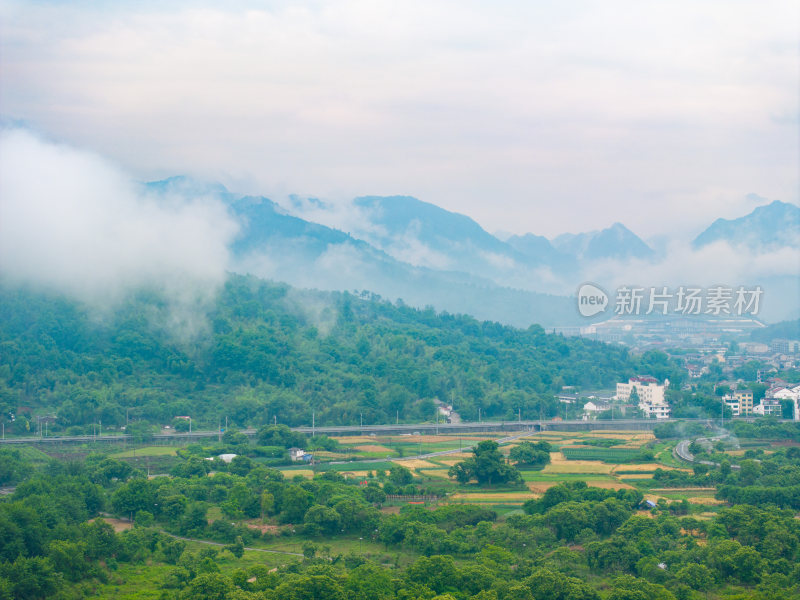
[0,1,796,238]
[580,240,800,322]
[0,128,239,338]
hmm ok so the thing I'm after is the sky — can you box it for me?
[0,0,798,239]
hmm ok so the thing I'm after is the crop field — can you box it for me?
[543,457,615,474]
[352,444,395,453]
[561,446,642,461]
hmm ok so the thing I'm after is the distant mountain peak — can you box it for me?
[551,222,654,262]
[145,175,230,197]
[693,199,800,250]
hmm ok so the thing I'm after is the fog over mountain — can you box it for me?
[283,188,799,323]
[693,200,800,251]
[1,128,797,329]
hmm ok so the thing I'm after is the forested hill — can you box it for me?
[0,275,673,434]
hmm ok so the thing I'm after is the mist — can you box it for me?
[0,128,239,339]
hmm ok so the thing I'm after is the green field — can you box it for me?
[110,446,178,458]
[560,446,642,461]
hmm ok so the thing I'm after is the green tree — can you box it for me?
[509,441,552,468]
[676,563,714,592]
[180,572,233,600]
[449,440,522,485]
[389,464,414,485]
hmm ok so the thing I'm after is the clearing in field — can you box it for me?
[88,517,132,532]
[543,458,614,474]
[585,481,635,490]
[450,492,536,502]
[428,454,473,466]
[526,481,558,493]
[418,469,451,479]
[333,436,386,444]
[279,469,314,478]
[353,444,395,453]
[393,459,438,470]
[687,497,726,505]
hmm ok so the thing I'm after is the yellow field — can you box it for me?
[585,481,635,490]
[432,453,473,466]
[687,497,725,505]
[526,482,559,493]
[451,492,536,501]
[281,469,314,478]
[393,459,438,470]
[353,444,394,453]
[617,473,655,479]
[419,469,451,479]
[309,451,347,459]
[334,436,384,444]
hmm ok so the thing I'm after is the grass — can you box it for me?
[110,446,178,458]
[12,445,52,462]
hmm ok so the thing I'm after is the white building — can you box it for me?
[769,384,800,421]
[617,376,671,419]
[289,447,306,461]
[582,401,613,420]
[722,395,741,417]
[753,399,783,417]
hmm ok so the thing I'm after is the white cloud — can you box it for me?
[0,128,239,338]
[0,1,796,238]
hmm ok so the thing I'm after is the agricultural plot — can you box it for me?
[561,446,643,461]
[110,446,177,458]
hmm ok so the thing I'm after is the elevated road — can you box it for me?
[0,417,787,447]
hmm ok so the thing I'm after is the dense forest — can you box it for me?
[0,275,677,433]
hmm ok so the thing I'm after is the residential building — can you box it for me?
[771,339,800,354]
[616,376,670,419]
[769,384,800,421]
[754,399,782,417]
[734,389,754,416]
[723,396,741,417]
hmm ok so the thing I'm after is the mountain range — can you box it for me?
[146,178,800,325]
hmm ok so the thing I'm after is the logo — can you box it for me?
[577,283,609,317]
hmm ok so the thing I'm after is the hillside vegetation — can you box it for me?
[0,275,670,433]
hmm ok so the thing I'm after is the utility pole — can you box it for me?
[360,413,363,428]
[189,417,191,434]
[396,410,399,425]
[478,408,481,423]
[218,418,221,443]
[518,407,521,423]
[312,410,315,437]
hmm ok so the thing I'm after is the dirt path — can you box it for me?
[159,530,304,557]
